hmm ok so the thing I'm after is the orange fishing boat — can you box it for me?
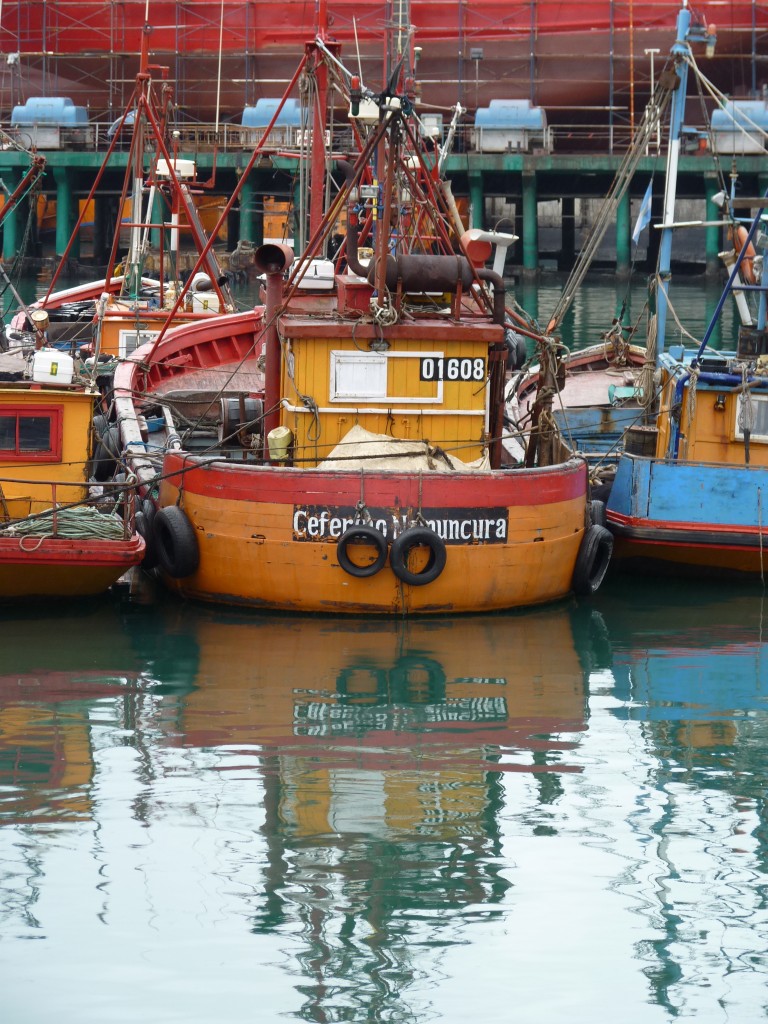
[0,140,144,599]
[0,348,144,599]
[114,36,612,614]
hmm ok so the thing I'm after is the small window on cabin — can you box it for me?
[736,394,768,443]
[0,409,60,460]
[119,330,158,358]
[0,416,15,451]
[330,352,388,401]
[19,416,51,451]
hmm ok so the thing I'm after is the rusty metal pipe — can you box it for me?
[476,268,506,325]
[378,253,475,292]
[254,243,294,453]
[336,159,371,279]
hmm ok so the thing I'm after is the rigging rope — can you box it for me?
[686,53,768,153]
[638,313,658,411]
[545,84,674,335]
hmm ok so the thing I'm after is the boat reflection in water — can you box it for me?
[2,586,768,1020]
[0,598,592,1019]
[593,578,768,1018]
[162,604,597,1020]
[0,598,195,824]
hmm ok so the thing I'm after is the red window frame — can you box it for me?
[0,405,64,463]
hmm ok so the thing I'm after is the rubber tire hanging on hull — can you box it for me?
[389,526,447,587]
[337,525,388,578]
[136,498,159,570]
[93,424,121,482]
[572,524,613,596]
[153,505,200,578]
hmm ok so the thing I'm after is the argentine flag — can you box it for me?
[632,181,653,245]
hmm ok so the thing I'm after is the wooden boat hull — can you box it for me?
[158,452,589,614]
[510,342,648,470]
[606,454,768,577]
[11,278,222,360]
[0,534,145,598]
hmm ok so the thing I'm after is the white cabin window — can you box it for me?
[735,393,768,443]
[328,350,446,405]
[330,352,388,401]
[118,330,158,359]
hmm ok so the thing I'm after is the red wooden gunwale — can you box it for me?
[162,451,588,507]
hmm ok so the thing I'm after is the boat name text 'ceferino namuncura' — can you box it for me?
[292,506,509,544]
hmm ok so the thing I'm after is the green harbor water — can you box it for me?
[1,574,767,1023]
[1,270,765,1022]
[5,263,743,356]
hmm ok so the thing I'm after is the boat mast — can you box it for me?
[309,0,330,247]
[656,2,716,355]
[123,20,154,298]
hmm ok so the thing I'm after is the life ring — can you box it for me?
[572,524,613,596]
[336,524,388,578]
[135,498,159,569]
[153,505,200,578]
[730,225,756,285]
[389,526,447,587]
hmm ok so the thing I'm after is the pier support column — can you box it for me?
[521,171,538,276]
[616,189,631,277]
[53,167,78,262]
[469,172,484,229]
[238,175,256,245]
[93,194,112,266]
[149,187,163,255]
[559,196,575,271]
[1,170,20,260]
[704,174,722,276]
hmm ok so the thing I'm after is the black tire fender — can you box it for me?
[154,505,200,578]
[336,525,388,578]
[572,524,613,596]
[136,498,159,569]
[92,413,109,442]
[590,499,607,527]
[93,423,121,482]
[389,526,447,587]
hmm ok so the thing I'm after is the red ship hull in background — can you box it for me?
[0,2,764,121]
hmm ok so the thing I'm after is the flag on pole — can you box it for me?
[632,181,653,245]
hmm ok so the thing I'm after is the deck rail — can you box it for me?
[4,113,697,159]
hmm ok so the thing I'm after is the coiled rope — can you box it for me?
[0,505,127,540]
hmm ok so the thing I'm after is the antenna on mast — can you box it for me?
[215,0,225,132]
[353,18,364,84]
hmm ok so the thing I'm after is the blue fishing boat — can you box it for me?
[605,3,768,578]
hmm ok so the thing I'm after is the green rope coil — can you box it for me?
[0,505,127,540]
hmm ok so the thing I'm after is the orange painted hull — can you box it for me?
[0,534,145,599]
[158,452,589,614]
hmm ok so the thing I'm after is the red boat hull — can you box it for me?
[0,534,145,598]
